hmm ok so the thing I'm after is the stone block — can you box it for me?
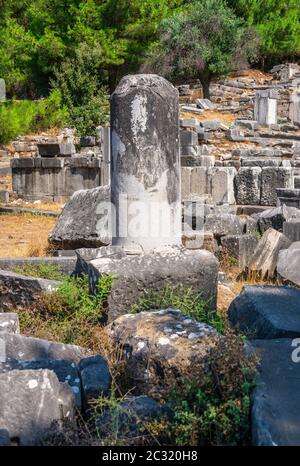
[277,242,300,287]
[190,167,211,198]
[41,157,64,168]
[247,228,291,278]
[276,188,300,209]
[49,185,111,249]
[37,143,76,157]
[234,167,262,205]
[204,214,243,239]
[254,205,300,233]
[211,167,236,205]
[0,369,75,445]
[241,158,280,168]
[106,309,220,398]
[85,246,219,323]
[283,221,300,242]
[261,167,294,206]
[80,136,96,147]
[0,190,9,203]
[221,234,258,269]
[251,338,300,446]
[0,269,60,309]
[180,130,198,146]
[79,355,111,412]
[229,285,300,338]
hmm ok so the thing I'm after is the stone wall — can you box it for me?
[11,157,103,202]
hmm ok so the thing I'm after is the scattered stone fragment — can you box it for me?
[229,285,300,338]
[250,338,300,446]
[0,369,75,445]
[247,228,291,278]
[106,309,220,399]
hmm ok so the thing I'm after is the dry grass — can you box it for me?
[0,212,56,257]
[181,109,236,125]
[5,201,64,212]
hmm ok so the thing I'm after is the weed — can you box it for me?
[130,285,226,333]
[12,262,65,281]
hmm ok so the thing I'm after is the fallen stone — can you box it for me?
[250,338,300,445]
[0,369,75,445]
[0,313,19,334]
[0,332,88,363]
[0,190,9,203]
[261,168,294,206]
[49,185,111,249]
[106,309,220,398]
[247,228,292,278]
[253,205,300,233]
[79,355,111,412]
[204,214,243,239]
[0,358,82,409]
[0,269,60,309]
[37,143,76,157]
[276,188,300,209]
[283,221,300,242]
[234,167,262,205]
[221,235,258,268]
[277,242,300,286]
[86,246,219,323]
[96,395,173,441]
[229,285,300,338]
[196,98,213,110]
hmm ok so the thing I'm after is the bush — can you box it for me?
[18,274,113,346]
[130,285,226,333]
[12,262,65,281]
[51,44,110,136]
[0,90,68,144]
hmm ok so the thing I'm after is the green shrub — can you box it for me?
[0,90,68,144]
[18,274,113,346]
[130,285,226,333]
[12,262,65,281]
[52,45,110,136]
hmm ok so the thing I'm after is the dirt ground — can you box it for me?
[0,213,56,257]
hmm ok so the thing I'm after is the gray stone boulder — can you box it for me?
[49,185,111,249]
[261,167,294,206]
[0,269,59,310]
[250,338,300,445]
[106,309,220,399]
[277,242,300,287]
[96,395,172,442]
[86,246,219,323]
[204,214,243,239]
[0,313,19,334]
[0,332,88,363]
[220,235,258,268]
[234,167,261,205]
[247,228,291,279]
[79,355,111,412]
[229,285,300,338]
[0,358,82,409]
[283,221,300,242]
[0,369,75,445]
[253,205,300,233]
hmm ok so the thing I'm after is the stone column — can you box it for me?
[254,89,278,125]
[0,79,5,102]
[110,74,181,252]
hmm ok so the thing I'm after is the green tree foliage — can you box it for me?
[144,0,258,98]
[227,0,300,65]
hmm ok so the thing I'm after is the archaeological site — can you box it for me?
[0,0,300,453]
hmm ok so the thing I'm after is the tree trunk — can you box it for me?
[200,75,211,100]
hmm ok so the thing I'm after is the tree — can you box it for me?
[227,0,300,66]
[144,0,258,99]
